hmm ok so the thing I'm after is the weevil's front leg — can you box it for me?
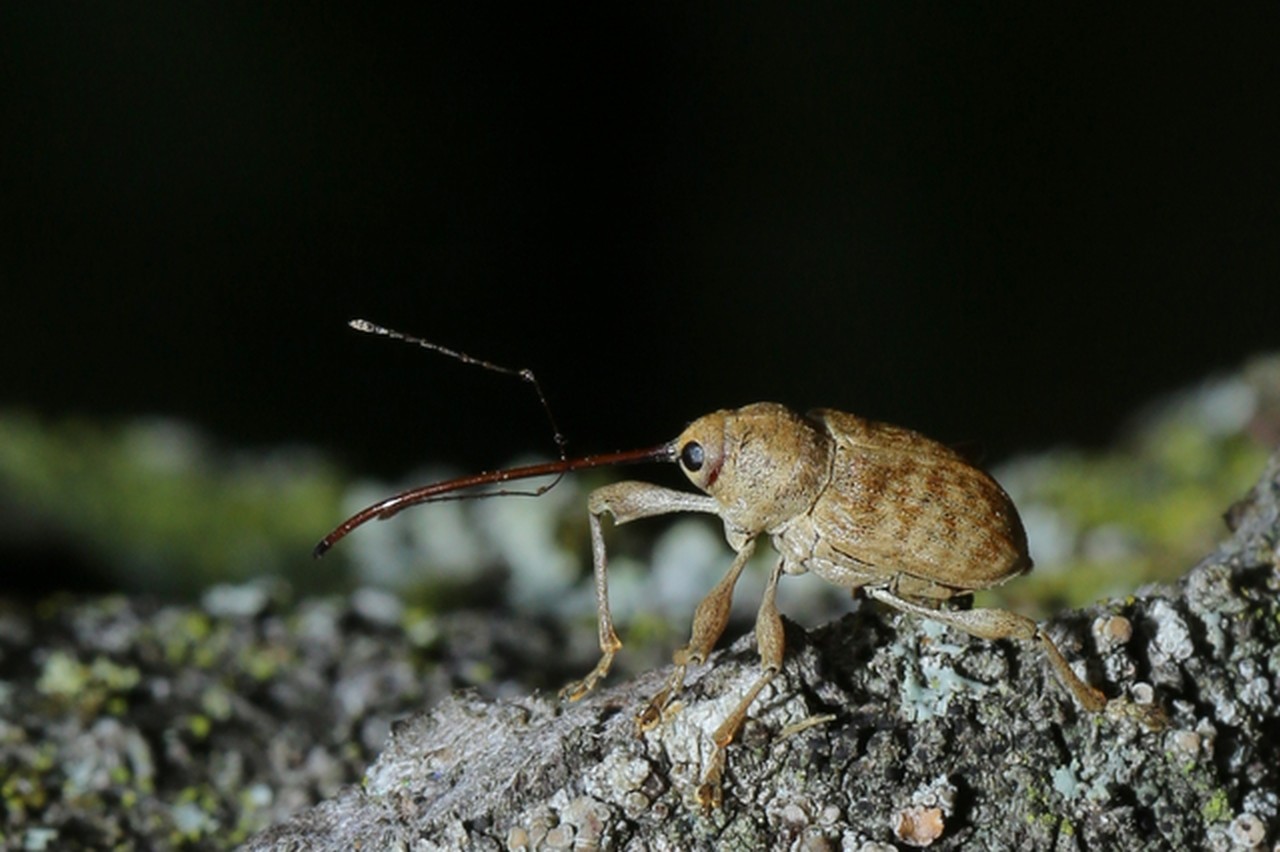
[697,557,786,810]
[559,481,720,702]
[637,536,758,731]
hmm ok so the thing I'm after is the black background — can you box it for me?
[3,7,1276,477]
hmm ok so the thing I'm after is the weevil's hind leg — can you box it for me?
[864,586,1108,712]
[696,558,786,810]
[637,537,758,731]
[559,481,720,702]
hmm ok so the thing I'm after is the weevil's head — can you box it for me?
[673,402,833,534]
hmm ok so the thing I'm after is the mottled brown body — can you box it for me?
[775,408,1030,599]
[563,402,1122,807]
[666,404,1031,599]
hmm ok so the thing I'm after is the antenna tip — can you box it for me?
[348,318,378,333]
[312,540,332,559]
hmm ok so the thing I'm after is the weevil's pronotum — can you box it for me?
[317,320,1131,808]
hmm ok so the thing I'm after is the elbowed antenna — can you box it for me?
[313,443,676,557]
[347,318,568,461]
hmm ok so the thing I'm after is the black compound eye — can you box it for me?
[679,441,704,472]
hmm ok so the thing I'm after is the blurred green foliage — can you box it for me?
[984,361,1276,615]
[1,354,1275,613]
[0,413,347,597]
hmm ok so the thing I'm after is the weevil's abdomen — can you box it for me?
[791,409,1030,597]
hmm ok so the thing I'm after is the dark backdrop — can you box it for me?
[3,6,1276,476]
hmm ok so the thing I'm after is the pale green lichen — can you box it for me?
[1051,764,1080,800]
[1201,788,1232,823]
[898,620,992,722]
[35,651,141,716]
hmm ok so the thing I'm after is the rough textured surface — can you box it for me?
[0,587,574,850]
[244,453,1280,851]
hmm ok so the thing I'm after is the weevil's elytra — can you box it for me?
[793,408,1031,595]
[317,323,1156,810]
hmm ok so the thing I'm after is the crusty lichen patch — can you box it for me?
[0,590,572,850]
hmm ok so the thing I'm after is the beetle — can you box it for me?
[316,322,1127,808]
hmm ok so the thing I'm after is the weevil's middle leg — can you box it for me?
[637,537,758,731]
[696,557,786,810]
[560,481,720,702]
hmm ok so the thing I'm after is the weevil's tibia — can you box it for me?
[557,479,722,703]
[697,556,786,809]
[636,537,759,731]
